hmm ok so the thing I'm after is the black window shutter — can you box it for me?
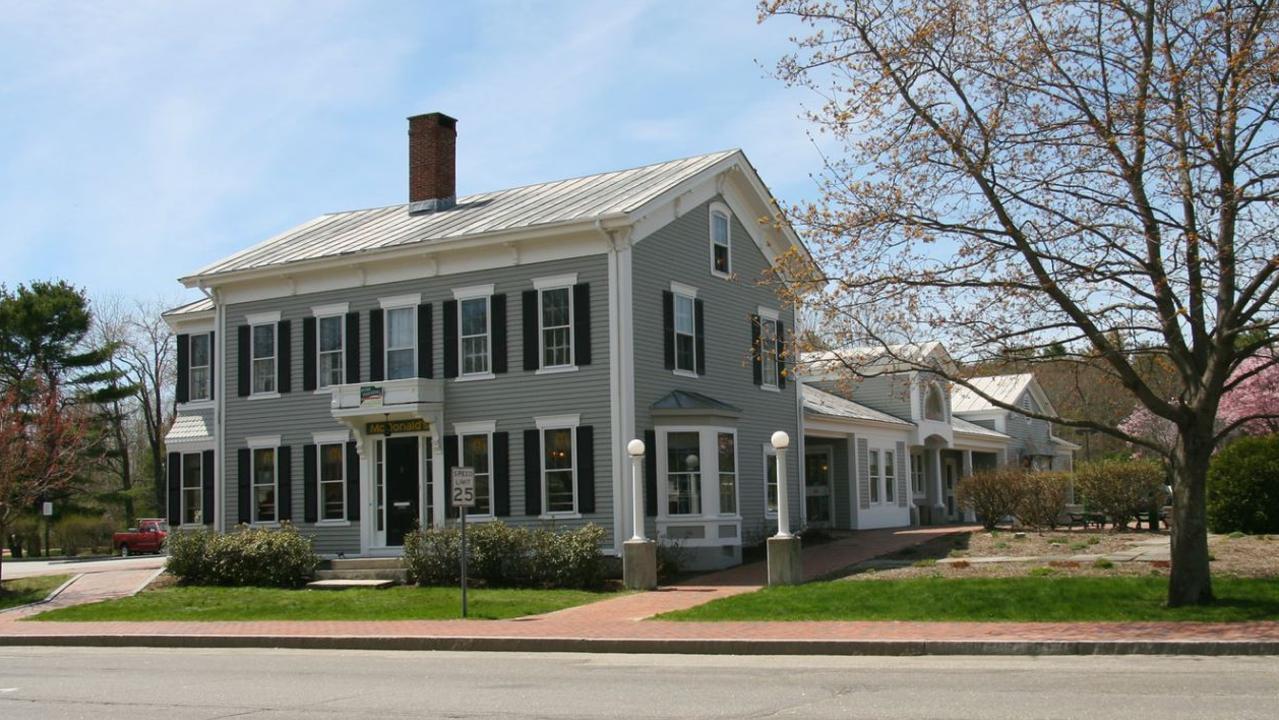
[345,441,359,521]
[208,331,216,400]
[369,309,384,381]
[166,451,181,526]
[277,445,292,521]
[302,317,317,392]
[492,294,508,374]
[303,443,318,524]
[201,449,215,527]
[576,425,594,514]
[750,315,763,386]
[345,312,360,383]
[573,283,591,366]
[662,291,675,370]
[523,428,541,516]
[175,334,190,403]
[493,431,510,517]
[644,429,657,517]
[443,434,458,518]
[277,321,292,394]
[418,303,433,379]
[237,448,251,523]
[776,320,787,388]
[522,290,539,371]
[237,325,251,397]
[443,300,459,378]
[694,299,706,376]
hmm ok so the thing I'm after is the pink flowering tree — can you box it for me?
[1122,352,1279,448]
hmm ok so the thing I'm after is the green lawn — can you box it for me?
[0,574,70,611]
[660,577,1279,623]
[28,585,613,622]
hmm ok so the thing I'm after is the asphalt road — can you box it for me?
[1,647,1276,719]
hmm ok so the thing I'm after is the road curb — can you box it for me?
[2,633,1276,656]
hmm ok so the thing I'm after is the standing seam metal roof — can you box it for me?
[188,150,738,279]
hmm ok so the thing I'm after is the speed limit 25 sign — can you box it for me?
[451,467,476,508]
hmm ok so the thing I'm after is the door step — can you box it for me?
[324,557,405,571]
[306,579,396,590]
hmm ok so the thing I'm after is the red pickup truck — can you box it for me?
[113,519,168,556]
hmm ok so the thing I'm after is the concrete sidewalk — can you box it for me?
[3,525,1276,656]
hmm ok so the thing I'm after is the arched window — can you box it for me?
[924,384,946,421]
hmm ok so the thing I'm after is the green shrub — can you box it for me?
[1092,558,1115,570]
[1027,566,1057,577]
[402,522,607,590]
[7,514,42,558]
[1074,458,1166,529]
[1017,472,1072,531]
[1207,434,1279,535]
[164,524,319,588]
[655,539,688,582]
[955,468,1025,530]
[52,514,116,556]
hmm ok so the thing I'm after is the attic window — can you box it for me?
[925,384,946,421]
[710,203,731,277]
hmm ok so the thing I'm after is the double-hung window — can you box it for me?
[461,431,493,517]
[540,287,572,369]
[911,452,924,495]
[869,450,881,504]
[717,432,737,515]
[181,453,203,525]
[318,443,346,521]
[385,306,416,380]
[317,315,345,388]
[665,431,702,516]
[673,293,696,373]
[461,297,491,376]
[251,324,276,395]
[760,317,779,389]
[710,204,731,276]
[764,447,779,516]
[189,334,211,401]
[884,449,896,503]
[252,447,278,523]
[541,424,576,515]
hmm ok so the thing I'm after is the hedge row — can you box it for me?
[403,521,607,589]
[165,523,320,588]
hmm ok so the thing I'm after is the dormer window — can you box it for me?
[925,383,946,421]
[710,203,731,277]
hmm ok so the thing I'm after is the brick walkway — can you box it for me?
[3,525,1276,653]
[3,567,158,620]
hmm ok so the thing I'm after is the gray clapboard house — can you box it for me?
[161,113,807,570]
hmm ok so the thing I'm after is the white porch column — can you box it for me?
[962,450,973,478]
[431,410,446,528]
[354,430,371,554]
[930,446,945,522]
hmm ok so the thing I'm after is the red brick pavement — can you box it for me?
[3,525,1276,651]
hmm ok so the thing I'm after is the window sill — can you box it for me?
[672,369,699,379]
[538,512,582,521]
[535,365,578,376]
[250,522,281,528]
[313,387,338,396]
[710,270,732,281]
[764,512,779,520]
[458,513,495,522]
[759,384,780,393]
[179,523,206,530]
[248,392,281,401]
[315,519,351,527]
[454,373,496,383]
[179,400,215,411]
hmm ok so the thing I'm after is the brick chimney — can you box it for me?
[408,112,457,213]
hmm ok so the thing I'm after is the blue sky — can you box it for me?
[0,1,826,306]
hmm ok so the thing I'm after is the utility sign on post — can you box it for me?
[451,466,476,618]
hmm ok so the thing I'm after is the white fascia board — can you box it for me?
[453,420,497,435]
[246,434,282,449]
[535,413,581,429]
[532,273,578,290]
[379,293,421,309]
[311,302,350,317]
[452,284,495,300]
[312,429,351,444]
[245,310,281,325]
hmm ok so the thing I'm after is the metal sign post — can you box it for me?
[451,467,476,618]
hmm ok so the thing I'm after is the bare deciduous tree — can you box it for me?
[763,0,1279,605]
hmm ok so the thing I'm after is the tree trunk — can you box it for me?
[1168,425,1215,607]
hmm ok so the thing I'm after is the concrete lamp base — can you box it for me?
[622,539,658,591]
[767,536,803,586]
